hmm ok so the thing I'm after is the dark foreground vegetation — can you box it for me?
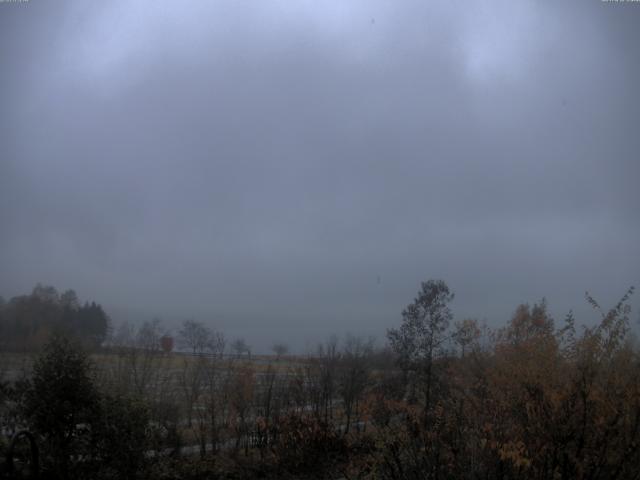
[1,281,639,479]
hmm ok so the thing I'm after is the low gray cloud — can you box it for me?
[1,0,639,351]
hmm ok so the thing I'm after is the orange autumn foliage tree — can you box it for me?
[369,287,640,480]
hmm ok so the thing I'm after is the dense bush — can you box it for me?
[20,335,99,478]
[269,413,347,475]
[88,394,154,479]
[17,336,154,479]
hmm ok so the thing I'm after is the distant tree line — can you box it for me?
[0,284,110,350]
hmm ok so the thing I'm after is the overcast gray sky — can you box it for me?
[1,0,639,352]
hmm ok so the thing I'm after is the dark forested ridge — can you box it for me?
[0,284,109,350]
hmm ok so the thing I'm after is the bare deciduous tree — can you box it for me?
[338,334,374,434]
[387,279,454,412]
[271,342,289,360]
[232,338,251,359]
[178,319,212,354]
[452,318,481,358]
